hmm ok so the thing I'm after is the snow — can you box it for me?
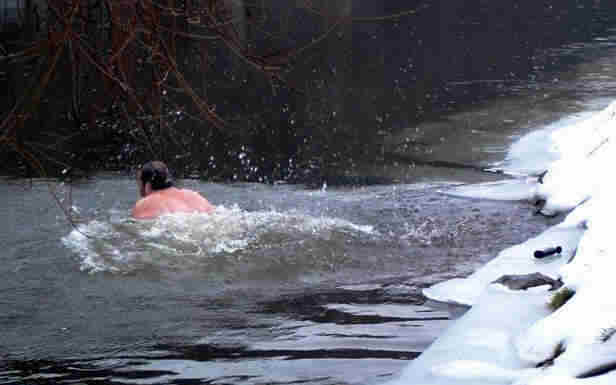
[385,100,616,384]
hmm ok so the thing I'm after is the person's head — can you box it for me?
[136,161,174,197]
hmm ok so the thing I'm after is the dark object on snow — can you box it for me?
[534,246,562,259]
[536,342,565,368]
[537,170,548,184]
[577,361,616,379]
[548,287,575,311]
[492,273,563,291]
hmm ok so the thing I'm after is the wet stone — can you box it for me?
[492,272,563,291]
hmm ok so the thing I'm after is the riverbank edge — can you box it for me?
[386,101,616,385]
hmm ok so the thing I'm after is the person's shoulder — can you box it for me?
[179,188,203,198]
[181,188,215,212]
[133,196,149,209]
[132,195,162,219]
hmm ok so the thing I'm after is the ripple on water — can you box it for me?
[61,205,377,276]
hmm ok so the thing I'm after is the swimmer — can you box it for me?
[132,161,215,219]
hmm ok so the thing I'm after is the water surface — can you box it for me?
[0,175,555,384]
[5,7,616,385]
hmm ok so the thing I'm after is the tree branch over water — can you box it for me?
[1,0,425,186]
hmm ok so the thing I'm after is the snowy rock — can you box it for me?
[492,273,562,291]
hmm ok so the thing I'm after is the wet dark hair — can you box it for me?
[139,161,174,190]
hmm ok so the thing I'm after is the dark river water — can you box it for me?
[5,4,616,385]
[1,175,554,385]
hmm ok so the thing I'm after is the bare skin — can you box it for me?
[132,186,215,219]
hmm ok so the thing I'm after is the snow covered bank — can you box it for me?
[387,101,616,385]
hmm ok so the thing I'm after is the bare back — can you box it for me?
[132,187,215,219]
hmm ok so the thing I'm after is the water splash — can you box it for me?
[62,205,376,275]
[400,215,474,248]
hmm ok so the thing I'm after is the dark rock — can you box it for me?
[492,273,563,291]
[534,246,562,259]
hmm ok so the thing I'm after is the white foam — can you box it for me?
[62,205,376,274]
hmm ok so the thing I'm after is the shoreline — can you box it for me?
[387,101,616,384]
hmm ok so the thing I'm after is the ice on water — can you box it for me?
[388,101,616,384]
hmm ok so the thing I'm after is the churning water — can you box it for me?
[62,206,376,275]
